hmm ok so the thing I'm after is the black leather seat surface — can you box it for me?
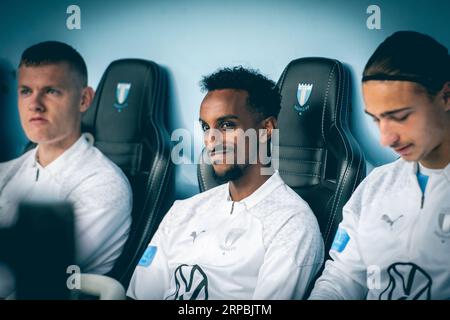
[82,59,173,287]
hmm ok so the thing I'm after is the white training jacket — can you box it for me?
[0,134,132,296]
[127,171,324,300]
[310,159,450,300]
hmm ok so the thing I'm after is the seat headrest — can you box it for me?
[82,59,164,143]
[81,59,167,175]
[278,57,350,147]
[277,57,351,188]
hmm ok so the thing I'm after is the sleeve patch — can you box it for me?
[331,228,350,253]
[138,246,158,267]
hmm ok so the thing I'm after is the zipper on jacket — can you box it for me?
[420,193,424,209]
[230,201,235,215]
[416,165,426,210]
[35,168,40,182]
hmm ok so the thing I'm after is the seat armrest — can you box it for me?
[79,274,126,300]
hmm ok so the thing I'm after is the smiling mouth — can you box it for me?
[209,152,233,163]
[208,148,237,165]
[208,147,234,158]
[209,150,228,157]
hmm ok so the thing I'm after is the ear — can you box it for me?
[259,116,277,143]
[80,87,95,113]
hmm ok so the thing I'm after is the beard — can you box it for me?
[212,164,245,184]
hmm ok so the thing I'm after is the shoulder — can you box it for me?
[161,183,227,228]
[0,150,33,177]
[343,158,410,218]
[81,146,129,183]
[254,182,322,246]
[366,158,408,181]
[0,149,33,167]
[352,158,409,199]
[254,182,317,226]
[67,145,132,201]
[254,183,324,266]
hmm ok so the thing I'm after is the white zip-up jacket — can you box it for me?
[127,171,324,300]
[310,159,450,300]
[0,134,132,297]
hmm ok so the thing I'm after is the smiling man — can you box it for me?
[0,41,132,297]
[310,31,450,300]
[127,67,324,300]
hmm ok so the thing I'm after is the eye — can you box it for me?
[46,88,61,96]
[201,123,209,132]
[19,88,31,96]
[393,113,411,122]
[220,121,235,130]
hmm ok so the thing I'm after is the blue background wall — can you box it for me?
[1,0,449,199]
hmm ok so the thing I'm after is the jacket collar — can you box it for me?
[409,161,450,182]
[224,170,284,210]
[31,134,92,178]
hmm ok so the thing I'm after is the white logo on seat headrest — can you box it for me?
[114,82,131,112]
[297,83,313,107]
[294,83,313,116]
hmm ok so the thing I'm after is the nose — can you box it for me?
[27,92,45,113]
[204,128,223,152]
[379,121,400,147]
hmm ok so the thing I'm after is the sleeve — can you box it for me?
[126,201,180,300]
[252,212,325,300]
[309,178,371,300]
[69,170,132,274]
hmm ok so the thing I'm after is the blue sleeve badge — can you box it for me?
[331,228,350,253]
[138,246,158,267]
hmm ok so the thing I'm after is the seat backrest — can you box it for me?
[82,59,173,287]
[197,57,365,255]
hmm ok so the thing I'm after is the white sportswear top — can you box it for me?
[127,171,324,300]
[0,134,132,296]
[310,159,450,300]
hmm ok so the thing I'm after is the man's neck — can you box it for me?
[36,135,81,167]
[420,137,450,169]
[228,165,273,202]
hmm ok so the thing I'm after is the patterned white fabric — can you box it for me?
[127,171,324,300]
[0,134,132,297]
[310,159,450,300]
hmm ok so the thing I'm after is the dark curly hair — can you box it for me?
[200,66,281,119]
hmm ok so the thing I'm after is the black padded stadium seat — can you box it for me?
[82,59,173,287]
[197,57,366,256]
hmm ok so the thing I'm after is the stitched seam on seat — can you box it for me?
[325,62,348,242]
[280,145,324,151]
[352,153,364,191]
[278,170,322,178]
[278,158,322,163]
[325,62,352,244]
[321,62,337,143]
[201,164,208,191]
[199,150,209,191]
[322,60,340,242]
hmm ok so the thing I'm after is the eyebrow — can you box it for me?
[18,84,63,90]
[199,115,240,123]
[365,107,413,118]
